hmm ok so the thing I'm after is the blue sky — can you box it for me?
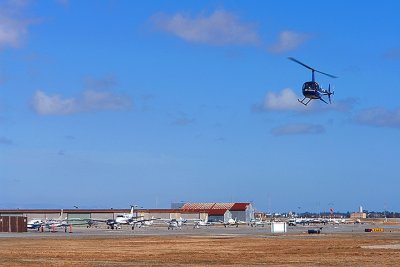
[1,0,399,213]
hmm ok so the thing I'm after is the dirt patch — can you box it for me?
[362,244,400,250]
[1,233,400,266]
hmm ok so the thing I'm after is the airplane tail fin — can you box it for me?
[59,209,64,220]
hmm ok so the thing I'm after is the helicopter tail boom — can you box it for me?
[318,84,334,104]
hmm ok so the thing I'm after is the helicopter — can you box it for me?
[288,57,337,106]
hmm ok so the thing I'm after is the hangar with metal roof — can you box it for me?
[179,202,255,223]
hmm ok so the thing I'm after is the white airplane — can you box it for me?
[114,206,140,224]
[224,218,241,228]
[328,218,354,224]
[130,217,160,230]
[27,219,44,230]
[28,210,87,232]
[249,218,266,227]
[85,206,153,230]
[193,218,214,229]
[288,217,329,226]
[160,217,188,230]
[91,206,143,229]
[327,218,342,225]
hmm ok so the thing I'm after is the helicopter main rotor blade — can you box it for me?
[288,57,338,79]
[288,57,314,71]
[314,70,338,79]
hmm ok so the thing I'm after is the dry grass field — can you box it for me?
[1,233,400,266]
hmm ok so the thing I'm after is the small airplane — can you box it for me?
[223,218,241,228]
[193,218,214,229]
[83,206,161,230]
[166,218,186,230]
[130,217,160,230]
[86,206,144,230]
[27,219,44,230]
[161,217,201,230]
[44,218,75,231]
[249,218,266,227]
[28,210,87,232]
[288,217,328,226]
[288,57,337,106]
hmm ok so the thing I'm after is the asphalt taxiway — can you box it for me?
[2,223,400,239]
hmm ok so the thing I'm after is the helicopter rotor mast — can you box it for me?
[288,57,338,81]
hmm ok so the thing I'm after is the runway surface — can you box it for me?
[1,222,400,238]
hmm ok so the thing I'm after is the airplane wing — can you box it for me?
[157,219,174,223]
[130,217,161,224]
[62,218,101,226]
[84,218,108,223]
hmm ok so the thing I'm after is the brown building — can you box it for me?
[0,216,27,232]
[350,212,367,219]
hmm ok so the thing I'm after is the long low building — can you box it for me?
[0,202,255,224]
[0,209,206,222]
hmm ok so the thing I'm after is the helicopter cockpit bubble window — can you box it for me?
[303,82,319,91]
[303,82,312,90]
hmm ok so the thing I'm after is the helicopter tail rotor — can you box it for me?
[327,84,334,104]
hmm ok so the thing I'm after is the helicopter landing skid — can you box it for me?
[298,98,311,106]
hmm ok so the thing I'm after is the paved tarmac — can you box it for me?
[1,223,400,239]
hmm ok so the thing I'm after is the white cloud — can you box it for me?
[32,90,132,115]
[151,9,260,45]
[313,98,357,113]
[0,0,33,49]
[32,91,77,115]
[271,123,325,136]
[355,107,400,128]
[258,88,357,113]
[263,88,304,111]
[268,31,311,53]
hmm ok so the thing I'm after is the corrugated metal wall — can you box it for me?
[143,212,170,220]
[230,211,246,222]
[180,213,200,220]
[91,213,114,220]
[0,216,27,232]
[208,215,224,222]
[229,205,255,222]
[224,210,232,223]
[246,204,255,222]
[67,213,91,225]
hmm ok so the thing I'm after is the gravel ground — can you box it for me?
[1,228,400,266]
